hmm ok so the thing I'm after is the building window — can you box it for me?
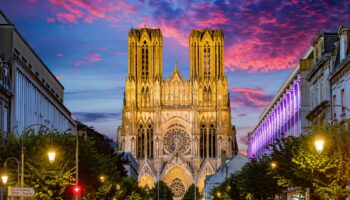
[333,95,337,119]
[203,41,210,77]
[137,124,145,158]
[200,124,207,158]
[164,127,190,155]
[146,124,153,158]
[203,86,212,102]
[2,66,10,90]
[141,41,149,80]
[3,106,8,134]
[208,124,216,158]
[340,35,346,61]
[200,123,216,158]
[341,89,345,115]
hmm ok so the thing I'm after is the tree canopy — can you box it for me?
[212,120,350,200]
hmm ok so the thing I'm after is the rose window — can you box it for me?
[163,128,190,155]
[170,178,186,198]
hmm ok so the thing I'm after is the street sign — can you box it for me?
[8,187,35,197]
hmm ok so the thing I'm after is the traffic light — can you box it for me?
[72,185,81,194]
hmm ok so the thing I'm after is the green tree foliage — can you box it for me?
[292,121,350,199]
[238,157,283,199]
[0,127,145,200]
[150,181,174,200]
[208,121,350,200]
[267,135,308,189]
[113,178,150,199]
[211,174,243,200]
[182,184,201,200]
[0,129,76,200]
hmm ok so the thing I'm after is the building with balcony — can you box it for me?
[0,10,75,134]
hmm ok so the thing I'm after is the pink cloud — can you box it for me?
[98,47,127,56]
[75,53,101,66]
[56,53,63,57]
[136,0,350,73]
[88,53,101,63]
[56,13,78,24]
[46,0,350,73]
[230,88,273,109]
[48,0,137,24]
[28,0,37,3]
[55,75,64,80]
[46,17,56,23]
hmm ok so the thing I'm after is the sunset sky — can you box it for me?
[2,0,350,154]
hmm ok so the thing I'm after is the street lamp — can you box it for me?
[271,162,277,169]
[1,174,8,185]
[48,151,56,163]
[99,176,106,183]
[315,139,325,154]
[1,173,8,200]
[217,192,221,197]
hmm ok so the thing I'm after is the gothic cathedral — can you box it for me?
[117,28,237,199]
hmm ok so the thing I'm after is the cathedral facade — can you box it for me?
[117,28,237,199]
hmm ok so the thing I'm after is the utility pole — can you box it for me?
[75,130,80,200]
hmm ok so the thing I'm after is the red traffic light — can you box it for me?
[72,185,81,194]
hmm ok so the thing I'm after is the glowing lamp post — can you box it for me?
[99,176,106,183]
[1,174,8,185]
[271,162,277,169]
[48,151,56,163]
[315,139,325,154]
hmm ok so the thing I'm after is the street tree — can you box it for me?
[150,181,174,200]
[182,184,201,200]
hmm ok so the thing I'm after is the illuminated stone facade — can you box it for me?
[117,28,237,199]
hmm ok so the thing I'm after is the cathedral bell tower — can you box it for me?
[128,28,163,81]
[126,28,163,109]
[189,29,224,80]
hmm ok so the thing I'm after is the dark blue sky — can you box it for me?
[2,0,350,154]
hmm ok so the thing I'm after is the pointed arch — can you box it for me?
[200,121,207,158]
[141,40,149,80]
[137,118,146,159]
[203,40,211,77]
[139,174,155,189]
[146,118,154,158]
[197,161,215,193]
[208,123,217,158]
[161,165,193,198]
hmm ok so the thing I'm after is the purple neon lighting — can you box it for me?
[248,77,301,159]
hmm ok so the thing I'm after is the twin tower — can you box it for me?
[118,28,236,199]
[127,28,225,81]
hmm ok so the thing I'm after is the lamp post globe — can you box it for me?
[315,139,325,154]
[99,176,106,183]
[48,151,56,163]
[271,162,277,169]
[1,174,8,185]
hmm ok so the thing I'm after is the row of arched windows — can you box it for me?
[137,123,154,158]
[141,40,149,79]
[200,124,216,158]
[203,86,212,102]
[203,42,211,77]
